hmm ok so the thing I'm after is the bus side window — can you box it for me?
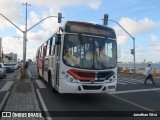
[46,39,50,56]
[51,36,55,55]
[49,37,53,55]
[39,46,42,58]
[43,42,48,57]
[36,49,39,58]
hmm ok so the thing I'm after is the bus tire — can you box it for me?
[38,75,41,79]
[37,70,41,79]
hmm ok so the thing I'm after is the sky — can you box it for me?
[0,0,160,63]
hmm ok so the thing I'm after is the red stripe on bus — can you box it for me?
[67,69,95,81]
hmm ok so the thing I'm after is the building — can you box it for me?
[0,38,17,63]
[3,52,17,63]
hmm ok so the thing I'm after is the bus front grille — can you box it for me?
[82,85,102,90]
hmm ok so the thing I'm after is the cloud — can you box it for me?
[27,0,102,10]
[1,26,51,60]
[119,17,159,35]
[113,26,129,45]
[11,0,102,60]
[28,11,40,25]
[113,17,160,46]
[115,17,160,62]
[27,30,50,44]
[0,1,23,31]
[0,18,12,30]
[25,30,51,59]
[0,0,102,30]
[2,36,23,59]
[151,34,158,43]
[88,0,102,9]
[117,35,129,45]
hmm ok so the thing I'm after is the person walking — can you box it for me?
[144,64,155,84]
[25,61,28,69]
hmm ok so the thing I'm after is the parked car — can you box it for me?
[0,63,6,78]
[12,63,19,70]
[3,63,14,72]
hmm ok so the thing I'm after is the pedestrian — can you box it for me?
[144,64,155,84]
[25,61,28,69]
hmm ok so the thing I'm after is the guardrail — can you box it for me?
[118,67,160,76]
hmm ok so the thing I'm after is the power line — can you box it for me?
[126,1,160,15]
[122,49,160,53]
[114,0,160,20]
[136,43,160,48]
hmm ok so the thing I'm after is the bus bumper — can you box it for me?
[59,78,117,94]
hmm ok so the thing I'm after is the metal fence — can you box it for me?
[118,67,160,76]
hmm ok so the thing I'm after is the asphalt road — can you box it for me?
[0,69,19,111]
[28,65,160,120]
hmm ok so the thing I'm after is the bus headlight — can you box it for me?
[107,75,116,83]
[113,75,116,78]
[65,74,69,78]
[70,78,74,82]
[109,78,112,82]
[67,77,77,83]
[65,74,77,83]
[62,72,77,83]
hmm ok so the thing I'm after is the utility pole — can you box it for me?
[110,20,136,75]
[22,3,31,77]
[2,47,3,63]
[133,37,136,75]
[1,10,63,78]
[102,14,136,76]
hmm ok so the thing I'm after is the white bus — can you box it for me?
[36,21,117,93]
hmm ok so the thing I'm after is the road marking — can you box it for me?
[36,89,52,120]
[0,92,10,110]
[118,77,141,80]
[35,80,47,88]
[118,79,137,84]
[111,88,160,94]
[27,69,32,78]
[0,81,14,91]
[120,78,144,82]
[118,78,156,84]
[155,80,160,84]
[117,81,127,85]
[110,94,156,112]
[119,76,160,84]
[118,80,143,84]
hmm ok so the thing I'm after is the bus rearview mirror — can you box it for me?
[55,34,61,45]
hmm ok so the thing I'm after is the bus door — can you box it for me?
[44,57,49,81]
[54,44,61,88]
[53,34,61,88]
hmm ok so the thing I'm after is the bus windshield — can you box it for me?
[63,34,117,70]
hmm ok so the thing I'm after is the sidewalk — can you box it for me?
[1,69,44,120]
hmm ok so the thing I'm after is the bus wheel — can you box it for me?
[38,75,41,79]
[37,70,41,79]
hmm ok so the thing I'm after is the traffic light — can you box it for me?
[103,14,108,25]
[130,49,134,55]
[58,13,62,23]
